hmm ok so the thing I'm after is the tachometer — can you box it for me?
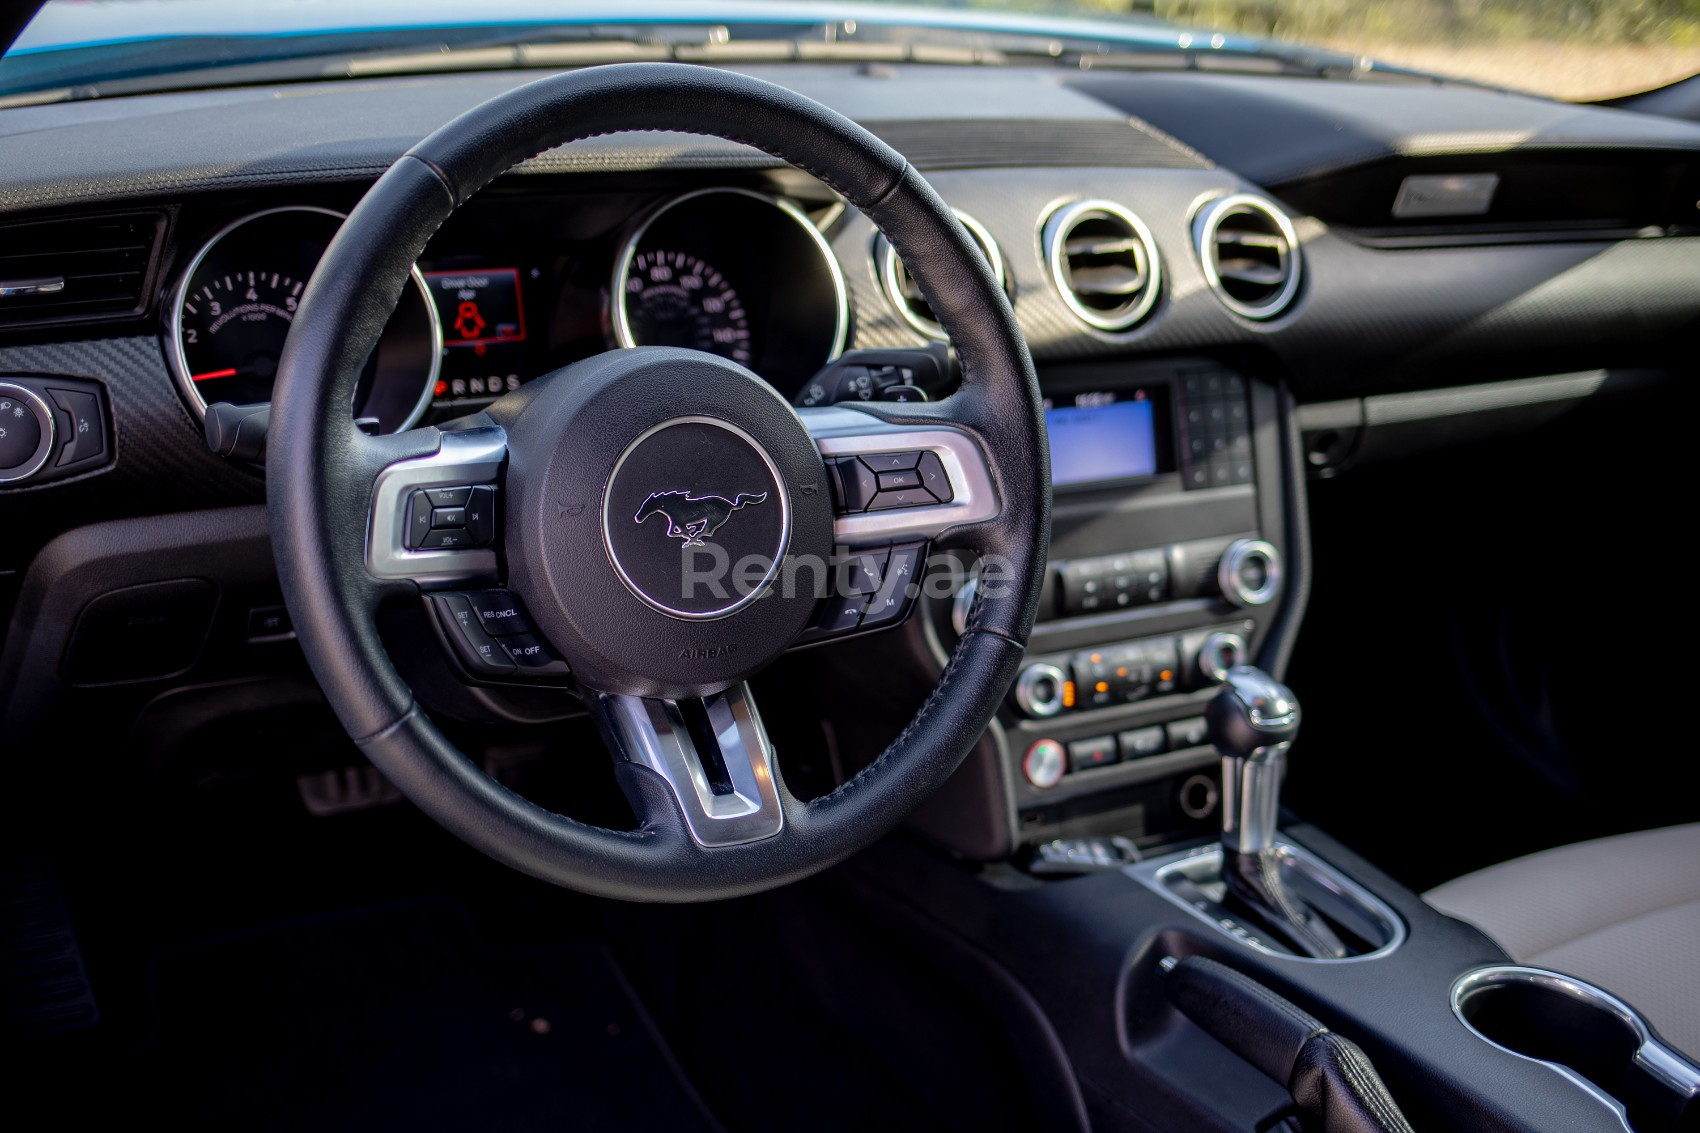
[167,206,442,434]
[179,267,308,406]
[621,250,752,366]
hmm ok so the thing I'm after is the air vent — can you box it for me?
[1193,194,1302,320]
[1041,199,1161,333]
[0,212,164,328]
[876,211,1005,341]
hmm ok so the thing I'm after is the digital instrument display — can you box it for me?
[1044,389,1168,488]
[421,266,535,403]
[424,268,526,347]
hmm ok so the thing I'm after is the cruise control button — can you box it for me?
[433,594,514,676]
[500,632,570,675]
[915,451,952,502]
[861,450,922,473]
[425,486,471,507]
[465,485,497,545]
[421,528,473,549]
[465,590,533,636]
[431,506,467,528]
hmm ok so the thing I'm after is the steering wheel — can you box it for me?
[268,63,1050,902]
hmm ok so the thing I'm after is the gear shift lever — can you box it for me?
[1207,667,1347,959]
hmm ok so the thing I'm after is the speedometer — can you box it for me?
[166,206,442,434]
[612,188,847,396]
[621,251,752,366]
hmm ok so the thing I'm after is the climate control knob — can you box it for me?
[1217,539,1281,607]
[0,381,55,485]
[1196,631,1247,685]
[1014,662,1069,718]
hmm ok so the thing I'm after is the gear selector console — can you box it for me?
[1126,667,1406,960]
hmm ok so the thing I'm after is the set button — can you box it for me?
[428,589,567,680]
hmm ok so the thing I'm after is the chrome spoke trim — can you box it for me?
[365,426,506,586]
[593,683,784,848]
[800,405,999,546]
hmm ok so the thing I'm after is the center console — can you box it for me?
[865,357,1699,1133]
[916,356,1299,860]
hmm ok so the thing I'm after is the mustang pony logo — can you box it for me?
[634,490,768,548]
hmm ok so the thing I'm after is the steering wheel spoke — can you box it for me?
[590,683,786,847]
[801,404,999,548]
[365,425,507,588]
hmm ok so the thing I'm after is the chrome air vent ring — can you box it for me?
[1041,198,1162,334]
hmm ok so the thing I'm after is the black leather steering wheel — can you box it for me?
[268,63,1050,902]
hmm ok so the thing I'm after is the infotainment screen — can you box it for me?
[1045,388,1170,488]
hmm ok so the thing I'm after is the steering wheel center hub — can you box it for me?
[604,416,789,620]
[502,347,833,699]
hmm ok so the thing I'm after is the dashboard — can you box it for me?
[1,60,1697,858]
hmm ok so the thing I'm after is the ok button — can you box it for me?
[877,469,921,491]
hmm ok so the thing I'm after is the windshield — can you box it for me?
[4,1,1697,104]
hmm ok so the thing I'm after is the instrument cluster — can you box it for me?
[162,187,850,432]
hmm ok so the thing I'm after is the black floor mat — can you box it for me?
[122,899,723,1133]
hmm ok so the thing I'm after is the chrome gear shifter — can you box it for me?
[1207,667,1348,959]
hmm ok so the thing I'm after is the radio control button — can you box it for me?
[1119,726,1167,759]
[1014,663,1069,718]
[420,528,473,549]
[1166,717,1211,750]
[1068,735,1118,771]
[1218,539,1282,606]
[425,486,472,507]
[1196,631,1247,684]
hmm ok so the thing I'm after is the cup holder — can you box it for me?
[1452,966,1700,1131]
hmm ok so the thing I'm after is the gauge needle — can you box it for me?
[190,368,238,382]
